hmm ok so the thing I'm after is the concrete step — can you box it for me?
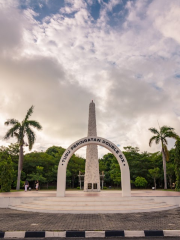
[20,201,167,207]
[10,204,178,213]
[9,197,179,213]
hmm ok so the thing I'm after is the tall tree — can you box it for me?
[149,126,178,189]
[174,138,180,191]
[4,106,42,190]
[148,167,160,189]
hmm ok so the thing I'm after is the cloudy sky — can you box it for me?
[0,0,180,158]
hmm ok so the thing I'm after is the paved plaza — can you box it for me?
[0,190,180,232]
[0,207,180,232]
[0,190,180,213]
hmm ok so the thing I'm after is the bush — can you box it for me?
[12,180,24,189]
[77,187,80,189]
[0,155,13,192]
[103,186,107,189]
[134,176,147,188]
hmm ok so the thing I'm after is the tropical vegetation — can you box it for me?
[1,107,180,192]
[0,142,179,192]
[4,106,42,190]
[148,126,178,189]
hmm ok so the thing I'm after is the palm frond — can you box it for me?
[25,120,42,130]
[163,138,168,145]
[4,124,20,140]
[155,136,161,145]
[24,105,34,122]
[149,136,158,147]
[4,119,20,126]
[149,128,159,135]
[26,127,36,150]
[14,132,19,139]
[164,131,179,140]
[160,126,174,135]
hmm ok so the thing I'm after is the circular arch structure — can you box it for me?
[57,136,131,197]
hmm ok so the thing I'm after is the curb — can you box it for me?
[1,230,180,238]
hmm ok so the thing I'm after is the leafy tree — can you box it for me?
[99,153,117,187]
[0,144,19,188]
[148,167,160,189]
[149,126,178,189]
[109,161,121,187]
[23,151,56,187]
[134,176,147,188]
[46,146,65,165]
[46,146,65,158]
[66,169,72,188]
[174,138,180,191]
[166,163,175,189]
[67,155,85,188]
[123,147,153,187]
[27,166,46,187]
[0,152,13,192]
[4,106,42,190]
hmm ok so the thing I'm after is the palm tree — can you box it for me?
[149,126,178,189]
[4,106,42,190]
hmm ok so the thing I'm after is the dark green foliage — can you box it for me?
[99,153,121,188]
[27,166,46,183]
[174,139,180,191]
[0,151,13,192]
[148,167,160,189]
[134,176,148,188]
[23,152,57,188]
[0,141,178,190]
[0,144,19,188]
[67,155,85,188]
[46,146,65,160]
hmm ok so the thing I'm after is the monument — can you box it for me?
[57,101,131,197]
[84,100,100,192]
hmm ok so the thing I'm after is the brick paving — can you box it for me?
[1,207,180,231]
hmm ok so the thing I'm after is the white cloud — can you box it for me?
[0,0,180,158]
[148,0,180,44]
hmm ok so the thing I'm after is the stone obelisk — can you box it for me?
[84,100,100,192]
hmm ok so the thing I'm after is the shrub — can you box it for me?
[0,155,13,192]
[134,176,147,188]
[77,187,80,189]
[103,186,107,189]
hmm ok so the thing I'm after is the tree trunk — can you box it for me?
[154,178,156,189]
[16,145,23,190]
[162,148,167,189]
[72,176,75,188]
[169,177,172,189]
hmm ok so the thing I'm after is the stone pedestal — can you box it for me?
[84,101,100,192]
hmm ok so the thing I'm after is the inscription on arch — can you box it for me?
[61,137,126,167]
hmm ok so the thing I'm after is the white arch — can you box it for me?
[57,137,131,197]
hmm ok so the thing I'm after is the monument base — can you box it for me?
[84,189,101,192]
[83,182,101,192]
